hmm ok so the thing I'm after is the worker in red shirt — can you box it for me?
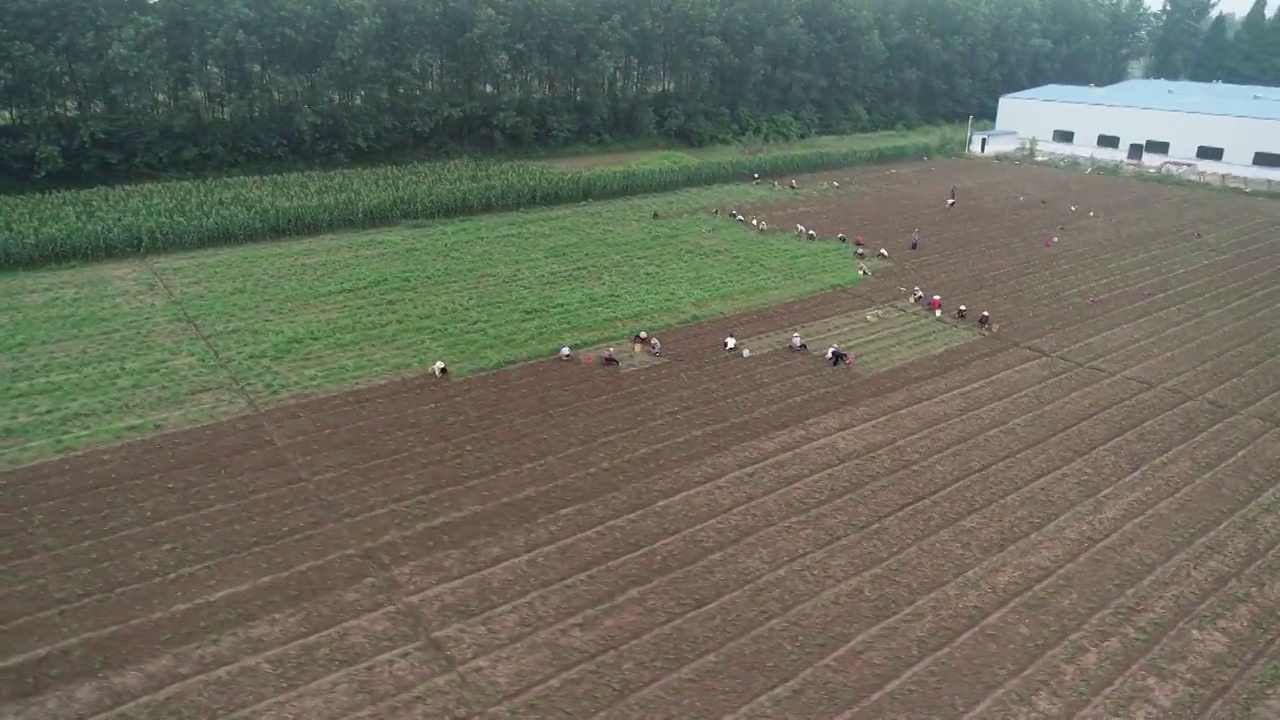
[929,294,942,317]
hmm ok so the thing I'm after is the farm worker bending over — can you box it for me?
[955,305,967,320]
[911,229,920,251]
[947,185,957,207]
[858,263,871,277]
[789,333,808,351]
[796,224,806,237]
[978,311,992,330]
[838,233,847,243]
[724,334,737,351]
[807,229,817,241]
[911,287,925,303]
[431,361,448,378]
[930,295,943,317]
[878,248,890,259]
[826,345,851,366]
[854,246,865,258]
[602,348,621,366]
[559,346,573,361]
[632,331,648,353]
[649,336,663,356]
[855,236,865,246]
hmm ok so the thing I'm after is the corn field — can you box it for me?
[0,130,961,270]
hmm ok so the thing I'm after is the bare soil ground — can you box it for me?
[3,159,1279,719]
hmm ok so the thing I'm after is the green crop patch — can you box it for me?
[739,304,980,371]
[1,180,872,467]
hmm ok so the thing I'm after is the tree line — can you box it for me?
[1150,0,1280,84]
[4,0,1277,192]
[0,0,1156,188]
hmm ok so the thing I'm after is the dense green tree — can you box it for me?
[0,0,1155,189]
[1226,0,1276,85]
[1190,13,1232,80]
[1148,0,1217,79]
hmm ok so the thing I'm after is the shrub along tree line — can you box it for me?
[0,0,1151,189]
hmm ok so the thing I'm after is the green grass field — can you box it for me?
[1,179,870,468]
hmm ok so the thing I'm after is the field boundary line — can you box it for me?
[139,259,489,716]
[838,434,1278,718]
[529,393,1198,715]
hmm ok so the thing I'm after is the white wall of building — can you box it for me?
[995,97,1279,167]
[1029,140,1280,181]
[968,131,1020,155]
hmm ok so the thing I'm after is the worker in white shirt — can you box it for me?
[724,333,737,352]
[431,361,448,378]
[826,344,850,366]
[559,346,573,360]
[789,333,807,351]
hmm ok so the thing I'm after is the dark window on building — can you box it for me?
[1097,134,1121,149]
[1195,146,1225,161]
[1145,139,1171,155]
[1253,152,1280,168]
[1052,130,1075,143]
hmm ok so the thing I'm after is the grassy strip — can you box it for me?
[0,127,963,270]
[1,180,868,467]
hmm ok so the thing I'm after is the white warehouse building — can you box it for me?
[970,79,1280,181]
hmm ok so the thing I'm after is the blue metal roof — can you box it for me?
[1002,80,1280,121]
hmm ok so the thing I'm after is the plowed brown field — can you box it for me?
[4,160,1279,719]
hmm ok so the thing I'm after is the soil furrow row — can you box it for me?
[586,395,1221,720]
[1085,542,1280,718]
[969,488,1280,718]
[429,360,1101,661]
[826,423,1279,718]
[488,387,1192,718]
